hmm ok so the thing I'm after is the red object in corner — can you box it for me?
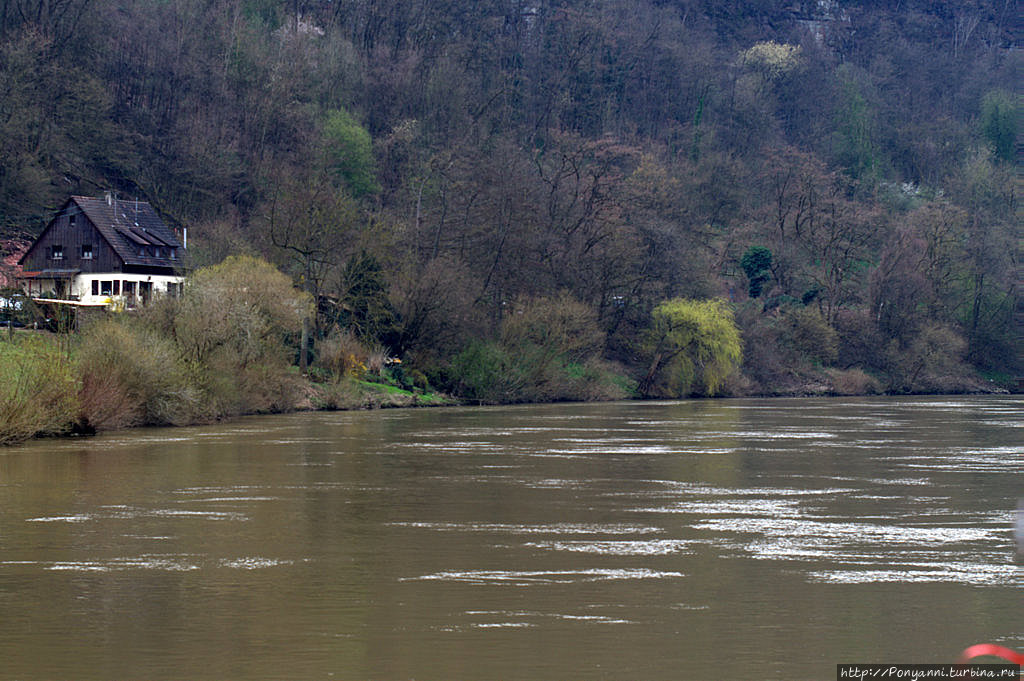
[958,643,1024,665]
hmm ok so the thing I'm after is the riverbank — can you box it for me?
[725,364,1011,399]
[3,323,1012,448]
[6,251,1019,447]
[0,325,461,446]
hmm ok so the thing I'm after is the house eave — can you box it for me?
[18,269,80,279]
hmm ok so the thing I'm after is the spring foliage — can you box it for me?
[322,108,379,197]
[0,1,1019,435]
[640,298,743,397]
[0,335,77,444]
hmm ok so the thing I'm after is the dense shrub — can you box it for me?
[451,340,521,403]
[0,334,78,444]
[886,323,973,393]
[315,329,369,379]
[222,362,306,415]
[834,309,887,373]
[826,368,881,395]
[500,293,605,365]
[735,302,786,388]
[779,307,838,366]
[175,255,311,366]
[447,293,629,404]
[174,256,313,415]
[76,319,205,429]
[564,360,634,401]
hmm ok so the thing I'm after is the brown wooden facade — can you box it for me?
[20,209,122,274]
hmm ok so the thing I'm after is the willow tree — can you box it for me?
[639,298,742,398]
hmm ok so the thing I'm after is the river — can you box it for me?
[1,396,1020,680]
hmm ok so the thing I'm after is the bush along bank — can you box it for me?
[0,333,78,445]
[2,256,1007,447]
[0,256,456,446]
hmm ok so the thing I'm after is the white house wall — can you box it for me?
[73,273,184,305]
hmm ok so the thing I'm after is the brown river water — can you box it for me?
[0,396,1020,680]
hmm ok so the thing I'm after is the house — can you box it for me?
[18,194,186,307]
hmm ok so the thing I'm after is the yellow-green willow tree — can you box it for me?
[639,298,742,398]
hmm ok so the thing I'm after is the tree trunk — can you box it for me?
[300,315,309,374]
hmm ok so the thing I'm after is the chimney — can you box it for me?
[105,191,113,206]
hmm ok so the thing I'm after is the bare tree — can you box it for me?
[263,174,360,371]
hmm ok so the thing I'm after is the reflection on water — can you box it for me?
[0,396,1020,681]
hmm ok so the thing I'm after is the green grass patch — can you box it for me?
[978,369,1018,391]
[310,376,455,411]
[356,379,455,405]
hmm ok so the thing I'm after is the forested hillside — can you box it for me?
[1,0,1019,396]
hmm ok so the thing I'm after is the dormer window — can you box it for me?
[81,244,93,260]
[51,244,64,260]
[169,248,177,260]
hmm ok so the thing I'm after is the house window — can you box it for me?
[91,280,99,296]
[68,214,76,227]
[154,247,162,258]
[51,245,64,260]
[81,244,93,260]
[169,248,177,260]
[100,280,113,296]
[123,281,136,300]
[167,282,182,297]
[113,280,120,296]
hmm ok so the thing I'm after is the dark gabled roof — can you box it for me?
[71,196,184,268]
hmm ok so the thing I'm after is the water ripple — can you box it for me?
[808,564,1021,586]
[390,522,661,535]
[524,539,695,556]
[405,568,685,585]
